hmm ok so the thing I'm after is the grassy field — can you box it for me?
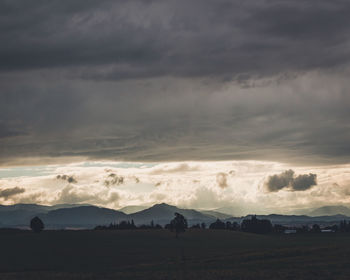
[1,229,350,279]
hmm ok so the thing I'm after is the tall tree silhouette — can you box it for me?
[30,216,44,233]
[169,212,188,238]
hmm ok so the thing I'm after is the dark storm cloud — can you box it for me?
[1,0,350,165]
[1,0,350,77]
[0,187,25,200]
[56,175,77,184]
[265,170,317,192]
[291,173,318,191]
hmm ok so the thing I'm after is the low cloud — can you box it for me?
[56,174,77,183]
[265,169,317,192]
[0,187,25,200]
[104,173,124,187]
[54,185,120,206]
[150,163,199,174]
[54,186,93,204]
[216,172,228,189]
[107,192,120,203]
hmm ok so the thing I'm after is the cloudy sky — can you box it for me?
[1,1,350,213]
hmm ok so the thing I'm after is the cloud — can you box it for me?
[265,169,317,192]
[54,185,93,204]
[104,173,124,187]
[0,187,25,200]
[56,174,77,183]
[216,172,228,189]
[150,163,199,174]
[1,1,350,78]
[1,160,350,214]
[54,185,120,206]
[1,1,350,165]
[107,192,120,203]
[292,173,318,191]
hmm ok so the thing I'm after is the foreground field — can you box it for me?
[1,229,350,279]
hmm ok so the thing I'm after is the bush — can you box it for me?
[30,216,44,233]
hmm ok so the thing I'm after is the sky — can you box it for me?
[1,1,350,213]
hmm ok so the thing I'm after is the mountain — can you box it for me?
[1,203,350,229]
[0,203,51,213]
[199,210,232,219]
[308,206,350,217]
[38,206,127,228]
[119,205,149,214]
[213,206,247,217]
[0,204,52,226]
[226,214,349,226]
[0,203,100,228]
[129,203,216,225]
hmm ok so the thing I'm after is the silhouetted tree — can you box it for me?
[30,216,44,233]
[191,223,201,229]
[164,223,171,230]
[225,221,232,230]
[169,212,188,238]
[231,221,239,231]
[311,224,321,233]
[339,220,350,232]
[241,215,272,234]
[201,222,206,229]
[296,225,309,233]
[209,219,226,229]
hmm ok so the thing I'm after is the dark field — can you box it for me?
[1,229,350,279]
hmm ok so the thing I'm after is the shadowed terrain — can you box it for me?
[1,229,350,279]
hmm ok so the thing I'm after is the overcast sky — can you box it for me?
[1,0,350,165]
[1,1,350,210]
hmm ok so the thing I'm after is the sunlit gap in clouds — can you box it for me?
[1,160,350,216]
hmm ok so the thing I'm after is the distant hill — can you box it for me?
[308,206,350,217]
[119,205,149,214]
[129,203,216,225]
[199,210,232,219]
[213,206,247,217]
[39,206,127,227]
[226,213,349,226]
[0,203,51,213]
[1,203,350,229]
[0,203,97,228]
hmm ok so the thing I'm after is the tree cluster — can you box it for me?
[339,220,350,232]
[209,219,239,230]
[241,216,273,234]
[94,220,162,230]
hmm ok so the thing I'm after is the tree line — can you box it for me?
[29,214,350,236]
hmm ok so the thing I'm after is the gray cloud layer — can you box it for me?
[1,1,350,165]
[1,1,350,77]
[0,187,25,200]
[265,170,317,192]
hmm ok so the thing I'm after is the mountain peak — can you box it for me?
[151,203,176,209]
